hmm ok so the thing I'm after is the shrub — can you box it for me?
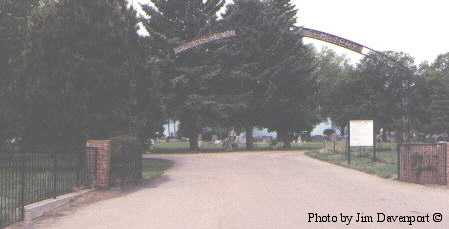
[110,135,143,186]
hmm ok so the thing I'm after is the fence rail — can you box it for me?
[0,150,95,228]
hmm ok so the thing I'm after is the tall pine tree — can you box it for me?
[220,0,317,148]
[141,0,226,151]
[0,0,38,149]
[269,0,297,28]
[21,0,148,151]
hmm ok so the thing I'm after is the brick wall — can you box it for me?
[86,140,112,189]
[399,144,447,185]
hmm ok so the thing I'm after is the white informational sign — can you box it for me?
[350,120,374,147]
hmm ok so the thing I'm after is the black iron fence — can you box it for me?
[0,150,96,228]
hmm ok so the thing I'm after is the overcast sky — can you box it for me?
[132,0,449,64]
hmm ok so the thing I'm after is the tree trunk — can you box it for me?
[396,129,403,144]
[245,125,254,150]
[279,129,291,149]
[189,132,199,151]
[382,129,388,142]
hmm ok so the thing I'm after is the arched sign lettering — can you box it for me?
[301,28,373,55]
[174,30,237,54]
[174,28,374,56]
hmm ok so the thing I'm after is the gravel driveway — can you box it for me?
[34,151,449,229]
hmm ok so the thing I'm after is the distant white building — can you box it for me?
[311,118,337,136]
[162,120,337,140]
[163,120,180,137]
[253,128,277,139]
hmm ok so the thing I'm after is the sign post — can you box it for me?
[347,122,351,164]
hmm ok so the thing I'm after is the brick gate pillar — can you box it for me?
[86,140,112,189]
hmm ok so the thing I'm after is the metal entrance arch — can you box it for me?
[173,27,410,140]
[173,27,374,56]
[173,28,414,176]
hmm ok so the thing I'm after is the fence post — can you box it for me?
[77,150,82,187]
[397,143,401,180]
[347,122,351,165]
[94,148,98,188]
[373,146,377,162]
[333,139,336,154]
[53,152,57,199]
[373,125,377,162]
[20,152,26,220]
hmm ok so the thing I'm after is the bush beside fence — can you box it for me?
[110,136,143,187]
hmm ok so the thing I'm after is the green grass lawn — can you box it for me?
[149,141,223,154]
[149,141,324,154]
[305,143,398,179]
[142,158,174,181]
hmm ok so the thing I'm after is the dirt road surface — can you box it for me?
[34,151,449,229]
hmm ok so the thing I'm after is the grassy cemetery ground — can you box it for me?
[147,140,398,180]
[148,140,324,154]
[142,158,174,181]
[305,142,398,179]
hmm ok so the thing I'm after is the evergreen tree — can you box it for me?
[220,0,318,148]
[263,1,318,148]
[0,0,38,149]
[215,0,267,149]
[141,0,226,151]
[268,0,297,28]
[20,0,148,151]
